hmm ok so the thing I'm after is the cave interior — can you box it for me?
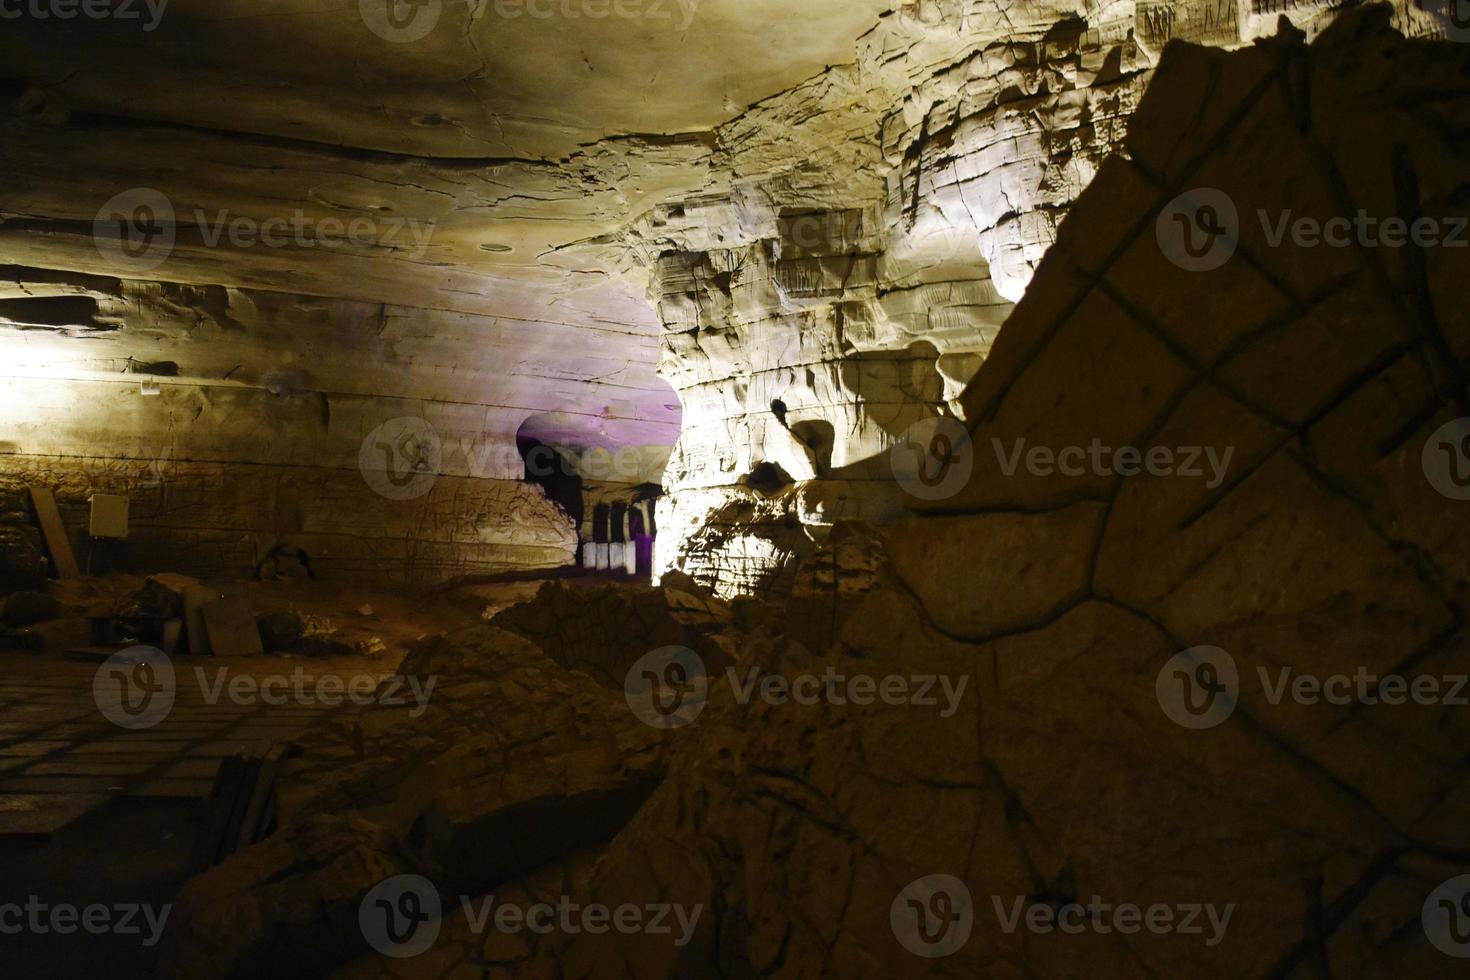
[2,1,1470,977]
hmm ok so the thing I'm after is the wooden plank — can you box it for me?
[202,597,264,657]
[27,486,79,578]
[219,755,264,857]
[186,755,256,874]
[236,743,291,852]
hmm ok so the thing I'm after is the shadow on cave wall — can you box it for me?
[516,436,584,531]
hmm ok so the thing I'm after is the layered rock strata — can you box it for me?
[163,16,1470,977]
[633,0,1456,595]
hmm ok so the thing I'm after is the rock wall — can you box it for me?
[0,457,575,589]
[1,0,1453,597]
[0,487,47,591]
[0,273,587,587]
[552,14,1470,976]
[636,0,1457,597]
[161,18,1470,979]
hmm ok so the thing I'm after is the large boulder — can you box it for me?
[515,14,1470,978]
[159,815,419,980]
[279,624,674,886]
[165,619,693,978]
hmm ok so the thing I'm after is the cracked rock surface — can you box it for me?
[505,14,1470,977]
[3,1,1455,592]
[632,0,1454,594]
[161,14,1470,977]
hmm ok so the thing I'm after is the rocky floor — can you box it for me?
[0,573,559,977]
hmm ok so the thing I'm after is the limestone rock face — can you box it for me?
[0,490,48,590]
[83,8,1470,979]
[632,1,1146,591]
[1,1,1456,593]
[0,462,580,590]
[633,0,1455,595]
[508,14,1470,978]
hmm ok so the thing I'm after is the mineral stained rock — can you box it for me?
[515,13,1470,978]
[71,7,1470,980]
[638,0,1458,595]
[2,2,1455,594]
[164,15,1470,978]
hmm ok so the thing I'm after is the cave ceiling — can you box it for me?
[0,0,891,451]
